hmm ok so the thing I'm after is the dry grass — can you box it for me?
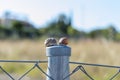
[70,38,120,65]
[0,39,46,60]
[0,38,120,79]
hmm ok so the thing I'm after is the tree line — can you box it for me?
[0,13,120,41]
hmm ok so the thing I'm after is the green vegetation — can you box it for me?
[39,14,80,38]
[1,13,120,41]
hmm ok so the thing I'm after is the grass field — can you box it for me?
[0,38,120,80]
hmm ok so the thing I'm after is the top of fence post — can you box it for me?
[46,45,71,57]
[45,37,71,80]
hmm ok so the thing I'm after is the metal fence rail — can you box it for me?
[0,60,120,80]
[69,61,120,80]
[0,60,48,80]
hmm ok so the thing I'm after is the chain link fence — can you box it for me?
[0,60,120,80]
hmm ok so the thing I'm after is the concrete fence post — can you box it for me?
[46,45,71,80]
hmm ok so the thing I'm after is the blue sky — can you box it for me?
[0,0,120,32]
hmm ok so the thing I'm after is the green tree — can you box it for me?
[12,21,23,30]
[12,21,24,37]
[107,25,117,40]
[41,13,80,37]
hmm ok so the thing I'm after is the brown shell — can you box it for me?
[59,37,68,45]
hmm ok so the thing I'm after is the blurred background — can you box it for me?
[0,0,120,79]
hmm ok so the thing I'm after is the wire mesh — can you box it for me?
[0,60,120,80]
[69,62,120,80]
[0,60,48,80]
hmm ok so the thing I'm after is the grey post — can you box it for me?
[46,45,71,80]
